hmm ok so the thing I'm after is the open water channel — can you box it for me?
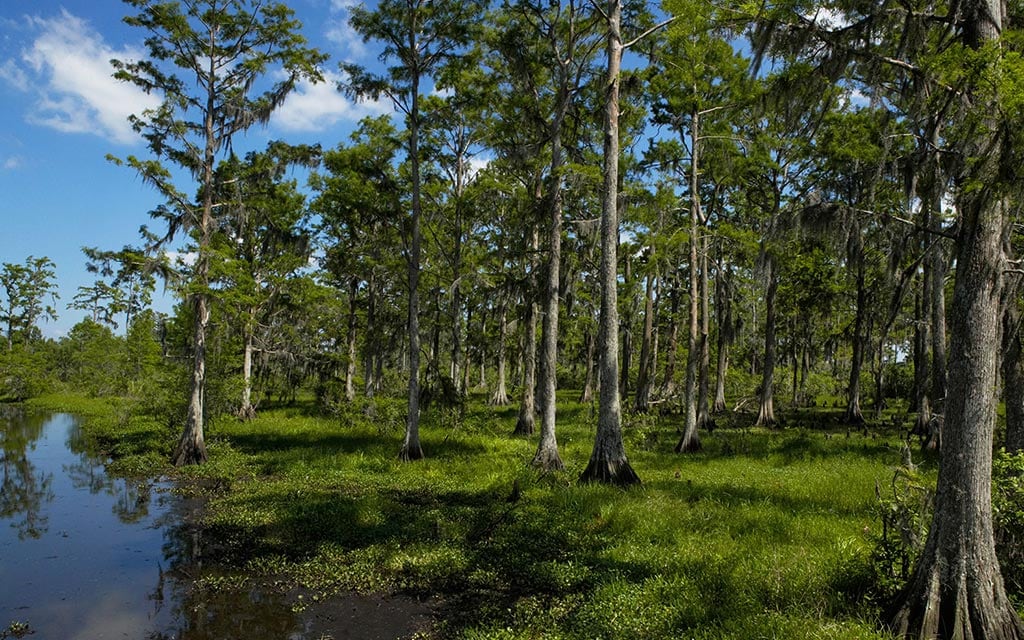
[0,408,431,639]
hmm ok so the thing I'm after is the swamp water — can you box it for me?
[0,409,431,639]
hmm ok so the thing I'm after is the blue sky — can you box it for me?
[0,0,391,338]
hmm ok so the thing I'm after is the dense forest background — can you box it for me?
[4,0,1024,636]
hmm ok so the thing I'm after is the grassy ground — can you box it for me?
[27,391,924,639]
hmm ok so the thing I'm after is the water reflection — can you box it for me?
[0,411,317,640]
[0,408,54,538]
[0,410,428,639]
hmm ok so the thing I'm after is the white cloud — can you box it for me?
[7,10,160,145]
[272,70,391,133]
[806,7,851,30]
[325,1,368,61]
[167,250,197,267]
[3,156,23,170]
[0,59,29,91]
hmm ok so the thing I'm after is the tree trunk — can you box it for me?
[696,233,712,429]
[399,76,424,462]
[237,320,257,421]
[532,113,567,471]
[580,327,596,404]
[845,245,867,424]
[887,2,1023,632]
[581,0,639,486]
[515,227,539,436]
[634,268,656,412]
[755,254,778,428]
[173,73,217,467]
[912,283,930,433]
[714,258,732,413]
[660,272,681,400]
[887,188,1024,640]
[491,298,510,406]
[174,289,210,466]
[619,253,633,401]
[345,276,358,403]
[678,106,703,452]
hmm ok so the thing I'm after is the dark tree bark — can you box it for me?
[845,240,867,425]
[887,2,1024,634]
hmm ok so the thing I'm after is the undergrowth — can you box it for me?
[27,391,961,639]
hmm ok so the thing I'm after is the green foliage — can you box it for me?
[869,454,934,603]
[0,344,56,401]
[995,450,1024,598]
[59,392,915,638]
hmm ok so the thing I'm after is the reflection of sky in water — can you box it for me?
[0,411,431,639]
[0,412,180,637]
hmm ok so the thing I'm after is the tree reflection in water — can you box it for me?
[0,407,54,538]
[64,419,154,524]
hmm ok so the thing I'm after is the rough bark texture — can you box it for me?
[173,290,210,466]
[532,113,566,472]
[887,3,1023,632]
[887,194,1024,639]
[580,0,639,486]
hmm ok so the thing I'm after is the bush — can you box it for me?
[869,454,933,602]
[994,449,1024,598]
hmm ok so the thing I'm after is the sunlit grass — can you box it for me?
[49,390,920,639]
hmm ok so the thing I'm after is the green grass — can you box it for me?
[43,391,924,639]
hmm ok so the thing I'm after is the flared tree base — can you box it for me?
[172,435,208,467]
[675,431,702,453]
[513,413,535,437]
[578,457,641,487]
[886,563,1024,639]
[236,404,257,421]
[398,441,424,462]
[531,446,564,472]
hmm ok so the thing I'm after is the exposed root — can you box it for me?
[398,442,424,462]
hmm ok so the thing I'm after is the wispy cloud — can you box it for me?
[325,0,368,61]
[272,70,391,133]
[3,156,24,170]
[4,10,160,145]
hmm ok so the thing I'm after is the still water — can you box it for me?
[0,409,431,639]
